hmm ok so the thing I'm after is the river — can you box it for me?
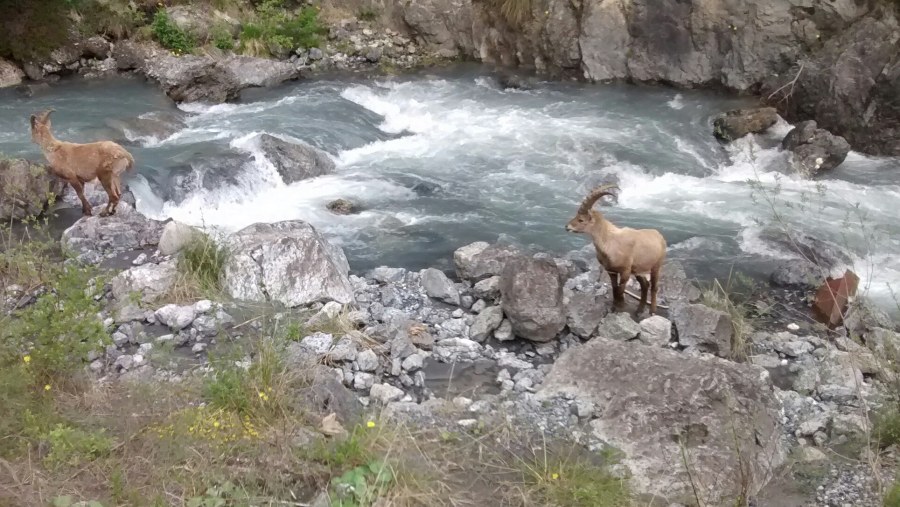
[2,64,898,314]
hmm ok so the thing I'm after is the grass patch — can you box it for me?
[168,232,228,303]
[484,0,533,26]
[70,0,147,39]
[357,7,379,21]
[886,479,900,507]
[700,273,754,361]
[152,9,195,55]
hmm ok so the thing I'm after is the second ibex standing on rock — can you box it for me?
[30,109,135,217]
[566,184,667,315]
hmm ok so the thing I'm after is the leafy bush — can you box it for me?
[0,263,109,385]
[152,10,195,54]
[211,24,236,51]
[0,0,72,61]
[240,0,325,57]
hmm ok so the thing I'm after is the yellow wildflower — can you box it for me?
[551,473,559,480]
[23,355,31,363]
[366,421,376,429]
[44,384,51,391]
[213,421,220,428]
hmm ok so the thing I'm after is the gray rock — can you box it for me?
[326,198,357,215]
[420,268,460,305]
[469,305,503,342]
[0,58,25,88]
[82,36,112,60]
[433,338,482,362]
[114,354,135,370]
[327,336,358,363]
[470,299,487,314]
[818,350,864,391]
[370,383,404,405]
[659,261,701,304]
[538,338,784,505]
[298,365,360,422]
[62,204,166,264]
[192,315,219,337]
[639,315,672,346]
[257,134,335,184]
[774,339,814,358]
[563,283,610,338]
[454,242,521,281]
[500,256,566,342]
[356,349,379,372]
[301,332,335,355]
[713,107,779,141]
[670,302,733,357]
[371,267,407,284]
[111,260,177,305]
[0,159,65,221]
[495,319,514,341]
[353,372,376,390]
[154,304,197,331]
[596,312,640,341]
[472,276,501,300]
[223,221,354,307]
[158,220,201,256]
[762,14,900,156]
[401,353,425,372]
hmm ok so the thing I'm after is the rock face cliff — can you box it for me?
[387,0,899,155]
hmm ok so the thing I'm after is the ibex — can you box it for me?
[30,109,135,217]
[566,184,667,315]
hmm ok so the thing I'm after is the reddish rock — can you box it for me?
[813,270,859,328]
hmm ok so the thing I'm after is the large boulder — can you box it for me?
[499,256,566,342]
[712,107,779,142]
[223,221,354,307]
[0,57,25,88]
[112,40,153,71]
[106,110,187,145]
[563,271,610,338]
[763,13,900,156]
[453,242,521,282]
[538,338,785,505]
[256,134,335,184]
[144,53,241,103]
[780,120,851,176]
[61,204,167,264]
[111,260,177,304]
[0,159,64,220]
[219,56,299,88]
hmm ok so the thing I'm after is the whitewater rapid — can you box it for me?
[0,69,897,314]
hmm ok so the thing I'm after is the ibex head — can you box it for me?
[29,109,55,145]
[565,183,618,234]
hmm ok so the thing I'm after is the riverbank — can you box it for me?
[1,182,899,505]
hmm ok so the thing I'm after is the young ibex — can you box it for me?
[566,184,667,314]
[30,109,135,217]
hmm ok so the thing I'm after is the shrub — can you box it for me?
[211,24,236,51]
[0,0,72,61]
[357,7,379,22]
[0,263,109,385]
[240,0,326,57]
[151,10,195,54]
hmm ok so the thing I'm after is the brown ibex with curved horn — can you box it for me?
[565,183,667,315]
[30,109,135,217]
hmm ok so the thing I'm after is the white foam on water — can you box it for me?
[667,93,684,110]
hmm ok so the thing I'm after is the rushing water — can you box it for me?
[2,65,899,314]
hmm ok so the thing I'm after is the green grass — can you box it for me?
[886,479,900,507]
[168,232,229,303]
[700,274,754,361]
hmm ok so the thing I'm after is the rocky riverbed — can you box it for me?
[4,188,895,506]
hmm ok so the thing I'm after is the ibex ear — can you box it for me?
[30,114,36,128]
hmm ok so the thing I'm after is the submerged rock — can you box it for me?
[0,159,64,221]
[538,338,784,504]
[500,256,566,342]
[326,199,357,215]
[223,220,354,307]
[712,107,779,142]
[781,120,851,176]
[257,134,335,184]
